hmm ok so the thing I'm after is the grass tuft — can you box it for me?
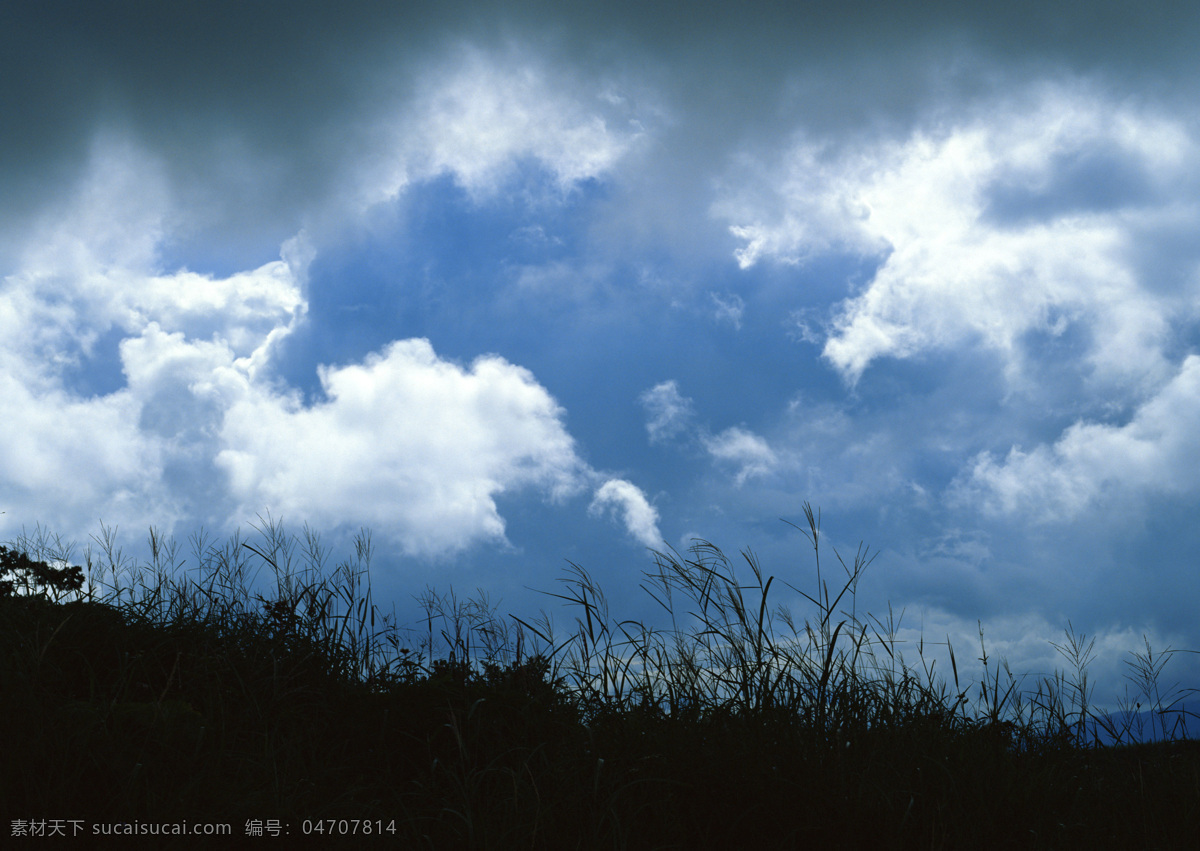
[2,505,1197,848]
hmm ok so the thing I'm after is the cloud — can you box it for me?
[640,380,695,444]
[0,138,310,534]
[953,355,1200,521]
[215,338,592,556]
[717,137,880,271]
[362,45,646,208]
[703,426,778,487]
[640,382,784,490]
[589,478,662,548]
[719,84,1200,394]
[709,292,744,329]
[5,135,308,359]
[0,370,170,532]
[0,131,623,556]
[4,5,1200,714]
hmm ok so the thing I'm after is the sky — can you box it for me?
[4,1,1200,719]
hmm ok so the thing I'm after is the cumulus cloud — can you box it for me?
[589,479,662,548]
[5,135,308,365]
[719,85,1200,394]
[0,137,310,534]
[640,380,695,443]
[0,370,170,532]
[216,338,588,555]
[954,355,1200,520]
[703,426,778,486]
[0,130,645,557]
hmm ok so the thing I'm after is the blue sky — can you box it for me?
[4,1,1200,715]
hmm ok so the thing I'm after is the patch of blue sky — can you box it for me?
[156,222,300,282]
[277,166,612,395]
[981,140,1161,227]
[56,324,128,399]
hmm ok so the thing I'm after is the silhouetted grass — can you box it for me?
[2,506,1197,848]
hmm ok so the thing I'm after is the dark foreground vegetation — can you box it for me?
[3,507,1198,848]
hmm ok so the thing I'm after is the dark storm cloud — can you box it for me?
[7,1,1198,254]
[2,1,445,260]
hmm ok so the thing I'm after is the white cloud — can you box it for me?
[0,370,170,531]
[719,84,1200,393]
[364,45,645,207]
[710,292,744,330]
[4,136,308,375]
[640,380,695,444]
[0,134,608,556]
[640,384,786,491]
[717,137,882,270]
[703,426,778,486]
[589,478,662,549]
[0,137,310,535]
[954,355,1200,520]
[216,338,588,556]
